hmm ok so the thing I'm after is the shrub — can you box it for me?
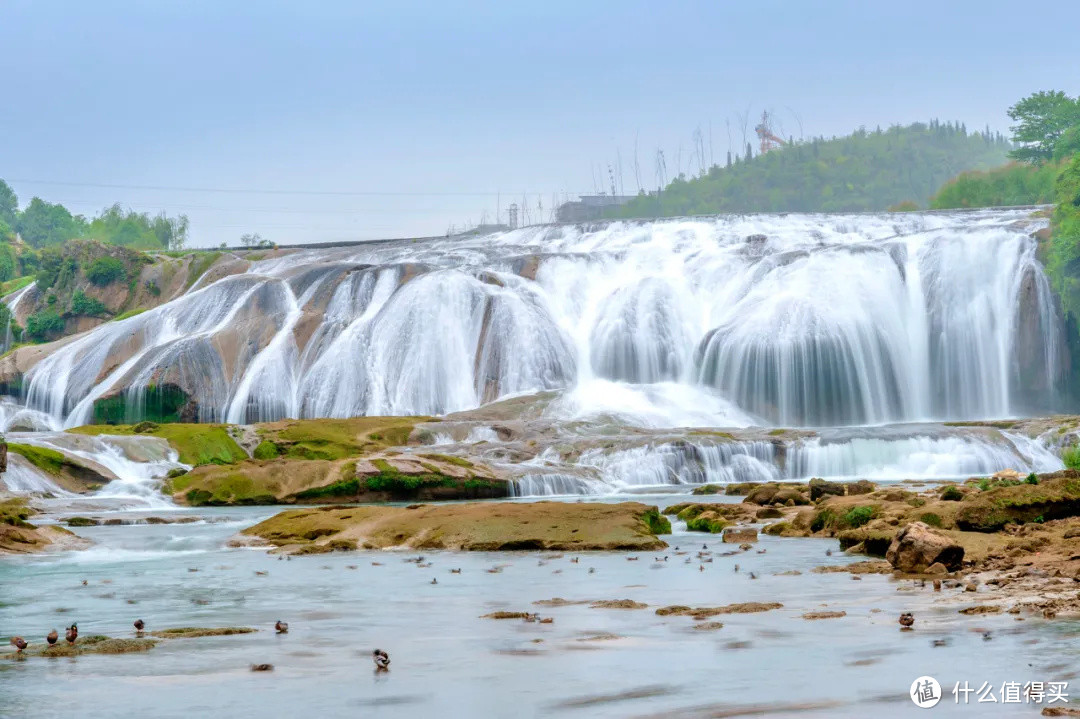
[70,290,107,317]
[145,279,161,296]
[86,256,126,286]
[1063,445,1080,471]
[842,506,875,529]
[25,309,64,341]
[1025,472,1040,485]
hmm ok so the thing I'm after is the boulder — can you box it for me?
[809,478,845,501]
[848,480,875,495]
[885,521,964,573]
[744,483,809,506]
[723,528,758,544]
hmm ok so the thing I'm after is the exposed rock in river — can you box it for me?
[241,501,670,552]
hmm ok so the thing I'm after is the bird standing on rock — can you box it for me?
[10,637,27,653]
[899,613,915,630]
[46,629,58,647]
[66,624,78,645]
[373,649,390,671]
[134,619,145,633]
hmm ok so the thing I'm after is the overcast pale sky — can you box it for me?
[1,0,1077,247]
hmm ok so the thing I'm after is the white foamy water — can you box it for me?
[9,209,1062,430]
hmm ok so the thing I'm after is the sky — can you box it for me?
[1,0,1078,247]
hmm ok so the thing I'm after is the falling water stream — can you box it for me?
[0,209,1070,498]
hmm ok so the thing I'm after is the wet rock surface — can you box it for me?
[242,501,670,552]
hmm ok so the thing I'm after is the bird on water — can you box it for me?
[899,613,915,630]
[134,619,145,633]
[373,649,390,671]
[275,621,289,634]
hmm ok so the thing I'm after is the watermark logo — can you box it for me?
[911,676,942,708]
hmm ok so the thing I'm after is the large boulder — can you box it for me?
[744,483,810,506]
[809,478,845,501]
[885,521,964,573]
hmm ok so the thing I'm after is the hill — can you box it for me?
[607,121,1010,219]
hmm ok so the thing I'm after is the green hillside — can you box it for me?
[607,121,1010,219]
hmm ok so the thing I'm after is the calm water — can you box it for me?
[1,499,1077,718]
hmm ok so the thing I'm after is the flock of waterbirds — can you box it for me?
[7,542,947,667]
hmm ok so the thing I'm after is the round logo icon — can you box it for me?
[910,676,942,708]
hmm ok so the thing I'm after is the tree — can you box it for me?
[16,197,85,247]
[0,180,17,228]
[240,232,272,249]
[1007,90,1080,165]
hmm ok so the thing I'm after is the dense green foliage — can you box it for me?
[0,178,188,250]
[607,121,1010,218]
[69,290,107,317]
[85,256,127,286]
[1007,91,1080,165]
[87,203,188,251]
[930,161,1059,208]
[1046,154,1080,333]
[24,309,64,341]
[16,197,86,249]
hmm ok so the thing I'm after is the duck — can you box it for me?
[756,549,767,554]
[372,649,390,671]
[626,556,639,561]
[699,564,705,572]
[430,578,438,585]
[734,564,740,573]
[450,568,461,574]
[898,613,915,629]
[275,621,289,634]
[702,544,708,550]
[66,624,78,645]
[46,629,58,647]
[133,619,145,633]
[255,571,269,576]
[826,549,833,557]
[588,567,596,574]
[346,565,358,570]
[539,617,554,624]
[10,637,27,653]
[569,557,579,564]
[251,663,274,672]
[749,572,757,580]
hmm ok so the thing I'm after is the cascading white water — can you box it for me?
[15,209,1062,430]
[2,432,187,506]
[509,430,1064,497]
[4,209,1071,497]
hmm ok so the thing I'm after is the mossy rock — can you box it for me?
[685,512,727,533]
[837,527,895,556]
[71,423,246,466]
[149,627,256,639]
[955,470,1080,532]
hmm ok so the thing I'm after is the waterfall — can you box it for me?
[9,209,1064,429]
